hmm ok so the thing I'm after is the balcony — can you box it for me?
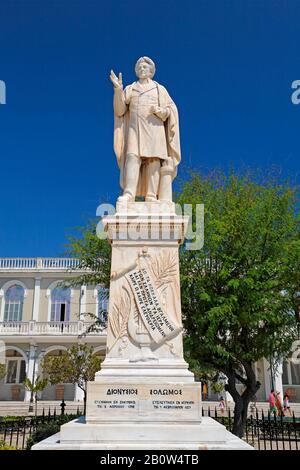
[0,321,105,336]
[0,258,81,271]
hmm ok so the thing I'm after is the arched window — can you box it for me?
[97,287,109,323]
[5,349,26,384]
[4,285,25,322]
[50,287,71,322]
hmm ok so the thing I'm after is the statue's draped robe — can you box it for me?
[113,80,181,197]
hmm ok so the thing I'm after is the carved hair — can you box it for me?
[135,56,156,78]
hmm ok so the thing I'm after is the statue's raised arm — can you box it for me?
[110,57,181,204]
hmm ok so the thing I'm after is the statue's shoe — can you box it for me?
[117,194,133,202]
[145,196,158,202]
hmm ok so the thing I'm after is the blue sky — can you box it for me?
[0,0,299,256]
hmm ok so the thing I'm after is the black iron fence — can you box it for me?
[0,405,83,450]
[1,405,299,450]
[203,406,300,450]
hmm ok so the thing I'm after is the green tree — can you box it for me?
[178,170,299,437]
[64,220,111,331]
[64,220,111,289]
[42,344,102,415]
[24,376,48,417]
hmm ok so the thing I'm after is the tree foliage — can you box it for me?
[177,169,299,437]
[64,220,111,289]
[24,376,48,394]
[42,344,102,415]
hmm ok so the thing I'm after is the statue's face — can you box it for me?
[136,61,152,79]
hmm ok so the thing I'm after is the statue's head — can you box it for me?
[135,57,156,79]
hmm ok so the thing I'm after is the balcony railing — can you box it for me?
[0,321,105,336]
[0,258,81,270]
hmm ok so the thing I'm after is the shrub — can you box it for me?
[26,414,79,449]
[26,422,60,450]
[0,440,17,450]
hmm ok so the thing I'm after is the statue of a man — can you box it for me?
[110,57,181,203]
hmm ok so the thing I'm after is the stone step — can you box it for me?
[0,401,84,417]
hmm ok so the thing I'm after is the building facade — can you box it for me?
[0,258,107,402]
[0,258,299,402]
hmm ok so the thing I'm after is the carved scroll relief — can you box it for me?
[107,249,182,354]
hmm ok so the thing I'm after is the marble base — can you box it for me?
[32,416,253,450]
[96,358,194,382]
[86,381,201,423]
[116,200,176,215]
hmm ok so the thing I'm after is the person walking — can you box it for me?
[283,392,292,417]
[275,391,284,417]
[268,389,277,415]
[202,382,208,401]
[219,396,226,416]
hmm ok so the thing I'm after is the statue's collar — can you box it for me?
[132,79,157,94]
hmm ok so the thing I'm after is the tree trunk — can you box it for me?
[231,395,251,438]
[83,390,87,416]
[224,361,260,438]
[35,393,38,419]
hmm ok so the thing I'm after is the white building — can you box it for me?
[0,258,107,402]
[0,258,299,403]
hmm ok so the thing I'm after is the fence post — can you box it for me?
[293,411,298,450]
[255,409,260,450]
[3,422,7,444]
[250,414,254,447]
[274,411,279,451]
[16,422,20,449]
[9,422,14,447]
[22,423,26,450]
[60,399,66,416]
[262,410,266,450]
[287,417,292,450]
[280,412,285,450]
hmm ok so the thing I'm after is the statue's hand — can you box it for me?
[150,105,169,121]
[150,105,161,115]
[110,70,123,89]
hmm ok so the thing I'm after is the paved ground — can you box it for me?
[0,400,299,417]
[202,400,300,417]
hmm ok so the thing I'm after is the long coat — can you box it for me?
[113,80,181,196]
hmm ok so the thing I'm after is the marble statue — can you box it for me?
[110,56,181,203]
[32,56,253,451]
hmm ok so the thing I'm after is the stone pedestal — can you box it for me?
[96,202,191,380]
[33,202,252,450]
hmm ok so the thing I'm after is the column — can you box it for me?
[79,285,86,320]
[263,358,271,399]
[263,357,284,400]
[273,360,284,399]
[24,344,38,402]
[32,277,41,321]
